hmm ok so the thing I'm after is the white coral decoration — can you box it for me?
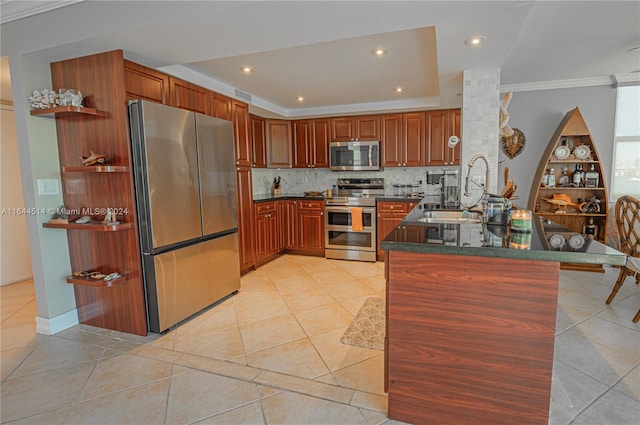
[29,89,59,109]
[499,91,514,138]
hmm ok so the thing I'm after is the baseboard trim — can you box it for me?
[36,309,79,335]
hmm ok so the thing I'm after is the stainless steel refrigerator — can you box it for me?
[129,100,240,333]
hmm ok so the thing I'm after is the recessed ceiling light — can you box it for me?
[464,36,486,47]
[372,48,388,57]
[241,66,254,73]
[297,96,305,102]
[395,87,403,93]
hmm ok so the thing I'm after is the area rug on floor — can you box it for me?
[340,297,385,351]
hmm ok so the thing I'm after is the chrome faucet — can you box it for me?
[464,154,490,197]
[464,154,490,220]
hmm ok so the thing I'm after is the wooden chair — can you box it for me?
[605,195,640,322]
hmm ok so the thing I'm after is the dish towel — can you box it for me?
[351,207,363,231]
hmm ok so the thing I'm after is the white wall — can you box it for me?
[499,85,617,208]
[1,104,33,285]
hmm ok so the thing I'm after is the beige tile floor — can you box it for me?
[1,254,638,425]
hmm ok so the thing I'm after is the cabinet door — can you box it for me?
[292,120,310,168]
[285,200,299,249]
[169,77,210,115]
[331,117,355,141]
[277,200,286,251]
[403,112,426,167]
[356,115,380,140]
[381,114,402,167]
[250,115,267,168]
[212,94,232,121]
[236,166,255,273]
[426,110,447,166]
[298,201,324,254]
[124,60,169,104]
[255,209,269,262]
[310,119,330,168]
[232,101,251,167]
[446,109,462,165]
[266,120,292,168]
[377,213,407,259]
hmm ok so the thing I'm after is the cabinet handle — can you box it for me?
[320,212,323,216]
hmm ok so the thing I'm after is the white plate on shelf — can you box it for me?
[554,145,571,160]
[573,144,591,160]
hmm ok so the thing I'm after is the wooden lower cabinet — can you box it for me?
[297,200,325,255]
[255,202,279,265]
[284,200,299,250]
[376,200,418,260]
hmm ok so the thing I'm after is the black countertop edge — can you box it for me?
[381,240,626,266]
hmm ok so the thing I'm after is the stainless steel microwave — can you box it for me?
[329,140,380,171]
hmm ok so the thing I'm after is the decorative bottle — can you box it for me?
[585,164,599,188]
[573,164,583,187]
[542,169,550,187]
[559,168,570,187]
[547,168,556,188]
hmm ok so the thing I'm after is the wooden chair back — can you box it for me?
[615,195,640,258]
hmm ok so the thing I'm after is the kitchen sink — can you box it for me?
[417,210,483,224]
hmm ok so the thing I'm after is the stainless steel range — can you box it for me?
[324,178,384,262]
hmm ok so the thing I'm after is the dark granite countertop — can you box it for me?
[253,193,324,202]
[382,199,625,266]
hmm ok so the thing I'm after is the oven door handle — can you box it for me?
[326,207,375,213]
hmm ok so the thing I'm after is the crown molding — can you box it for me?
[0,0,84,24]
[612,73,640,86]
[501,76,613,93]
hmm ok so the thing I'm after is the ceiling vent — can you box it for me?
[234,89,252,102]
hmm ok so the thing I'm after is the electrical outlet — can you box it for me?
[472,176,483,184]
[37,179,60,196]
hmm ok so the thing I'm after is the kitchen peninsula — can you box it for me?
[381,200,625,425]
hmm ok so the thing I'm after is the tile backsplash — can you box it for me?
[251,166,460,197]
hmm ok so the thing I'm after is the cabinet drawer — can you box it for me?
[298,200,323,211]
[377,202,409,213]
[256,202,277,215]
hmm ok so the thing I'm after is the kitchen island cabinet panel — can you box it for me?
[386,251,559,425]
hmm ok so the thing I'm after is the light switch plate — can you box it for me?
[37,179,60,196]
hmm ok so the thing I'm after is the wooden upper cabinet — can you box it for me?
[292,119,330,168]
[169,77,210,115]
[310,119,330,168]
[381,114,403,167]
[212,93,232,121]
[426,110,448,166]
[250,114,267,168]
[266,119,292,168]
[292,120,310,168]
[446,109,462,165]
[124,60,169,104]
[232,100,251,166]
[330,115,380,141]
[403,112,426,167]
[356,115,380,140]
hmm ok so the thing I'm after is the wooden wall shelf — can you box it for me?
[30,106,98,118]
[66,274,128,287]
[63,165,129,173]
[43,221,133,231]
